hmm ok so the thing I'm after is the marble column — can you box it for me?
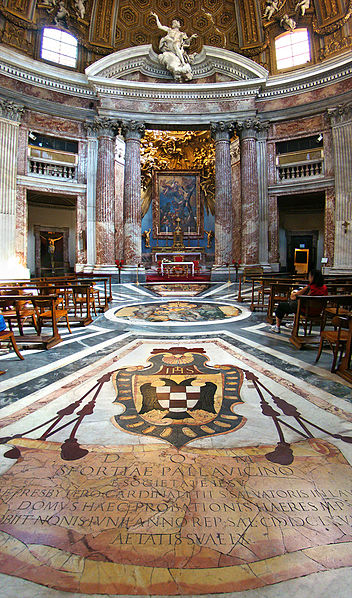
[0,99,29,279]
[231,138,241,263]
[236,118,260,265]
[83,125,99,269]
[210,122,234,280]
[256,122,270,266]
[120,120,145,283]
[268,194,280,268]
[76,193,87,266]
[328,105,352,273]
[94,118,119,269]
[115,136,125,261]
[324,187,335,270]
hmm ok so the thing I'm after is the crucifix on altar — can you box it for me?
[172,217,185,249]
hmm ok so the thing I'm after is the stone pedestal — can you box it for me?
[121,120,145,267]
[0,100,29,279]
[327,105,352,273]
[236,118,261,266]
[210,122,234,280]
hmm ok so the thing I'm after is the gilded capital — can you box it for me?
[0,99,24,122]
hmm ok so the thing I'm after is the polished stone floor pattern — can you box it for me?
[0,282,351,598]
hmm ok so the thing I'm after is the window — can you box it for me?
[41,28,77,68]
[275,29,310,71]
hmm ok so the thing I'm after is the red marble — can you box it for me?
[240,136,259,264]
[115,160,124,261]
[122,123,145,265]
[96,134,116,265]
[232,160,241,263]
[15,184,27,268]
[268,194,279,263]
[76,193,87,265]
[324,188,335,267]
[213,129,233,265]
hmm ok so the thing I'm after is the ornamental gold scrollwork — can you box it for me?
[140,130,216,219]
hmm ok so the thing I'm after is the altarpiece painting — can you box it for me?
[152,171,202,238]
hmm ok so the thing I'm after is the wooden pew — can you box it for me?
[336,316,352,383]
[0,295,62,349]
[290,295,352,350]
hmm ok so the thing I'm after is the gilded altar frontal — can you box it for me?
[1,1,352,597]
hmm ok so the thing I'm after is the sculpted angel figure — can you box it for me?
[295,0,310,16]
[142,228,151,248]
[280,14,297,31]
[54,0,69,25]
[75,0,86,20]
[150,12,198,82]
[263,0,279,20]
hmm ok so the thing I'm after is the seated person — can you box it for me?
[0,313,6,332]
[270,269,328,333]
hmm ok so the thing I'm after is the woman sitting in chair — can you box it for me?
[270,269,328,334]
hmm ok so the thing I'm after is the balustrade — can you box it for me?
[28,157,77,180]
[277,159,323,181]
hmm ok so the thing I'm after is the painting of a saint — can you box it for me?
[153,171,201,237]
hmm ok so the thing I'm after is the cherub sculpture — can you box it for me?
[263,0,279,20]
[75,0,86,20]
[295,0,310,16]
[280,14,297,31]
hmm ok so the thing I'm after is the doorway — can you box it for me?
[286,231,318,273]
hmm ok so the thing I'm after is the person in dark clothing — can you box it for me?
[270,269,328,333]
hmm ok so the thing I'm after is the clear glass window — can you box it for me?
[275,29,310,70]
[41,28,77,68]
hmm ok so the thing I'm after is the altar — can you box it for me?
[153,250,203,263]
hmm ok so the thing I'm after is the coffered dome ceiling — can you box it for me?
[0,0,351,73]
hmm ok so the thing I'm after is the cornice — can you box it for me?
[0,45,352,118]
[0,46,95,98]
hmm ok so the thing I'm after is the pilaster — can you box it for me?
[327,104,352,273]
[0,99,29,279]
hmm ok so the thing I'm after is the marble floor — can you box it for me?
[0,282,351,598]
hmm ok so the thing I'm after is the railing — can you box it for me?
[277,159,324,182]
[28,158,77,180]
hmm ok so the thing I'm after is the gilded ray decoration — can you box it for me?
[141,130,216,221]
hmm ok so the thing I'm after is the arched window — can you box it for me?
[41,28,78,68]
[275,29,310,71]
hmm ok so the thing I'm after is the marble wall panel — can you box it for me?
[324,187,335,267]
[0,74,93,109]
[15,184,27,268]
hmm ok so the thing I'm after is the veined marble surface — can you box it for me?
[0,282,351,597]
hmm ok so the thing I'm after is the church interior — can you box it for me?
[0,0,352,596]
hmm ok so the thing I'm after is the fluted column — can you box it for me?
[328,105,352,273]
[211,122,234,270]
[115,136,125,261]
[236,118,261,265]
[94,118,118,266]
[0,99,29,279]
[121,120,145,282]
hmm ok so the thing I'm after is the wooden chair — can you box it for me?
[0,329,24,360]
[315,315,350,372]
[33,296,72,335]
[72,285,96,320]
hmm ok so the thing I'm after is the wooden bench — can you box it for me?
[289,295,352,350]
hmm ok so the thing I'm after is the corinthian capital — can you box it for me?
[328,104,352,126]
[235,117,269,139]
[210,121,235,141]
[121,120,145,141]
[0,99,24,122]
[84,118,120,138]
